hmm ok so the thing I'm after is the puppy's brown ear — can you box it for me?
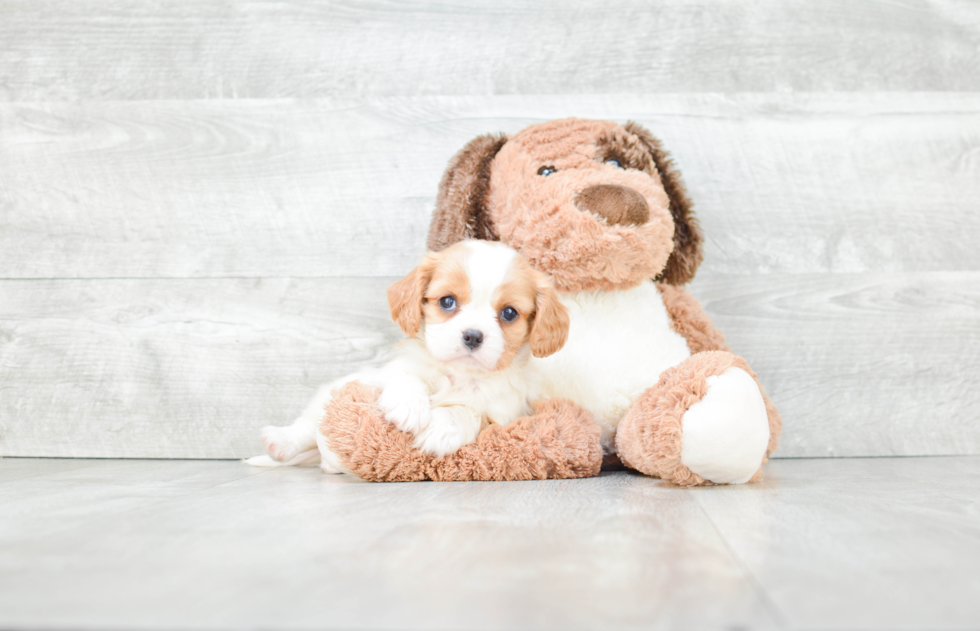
[624,121,703,285]
[387,254,437,337]
[529,270,570,358]
[427,133,508,252]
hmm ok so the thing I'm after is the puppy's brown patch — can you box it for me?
[421,245,471,326]
[491,258,537,370]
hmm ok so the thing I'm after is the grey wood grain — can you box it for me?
[2,94,979,279]
[691,272,980,458]
[693,457,980,629]
[3,457,979,630]
[0,460,780,630]
[1,0,979,101]
[0,277,403,458]
[1,272,977,459]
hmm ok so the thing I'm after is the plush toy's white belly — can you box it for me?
[533,282,692,453]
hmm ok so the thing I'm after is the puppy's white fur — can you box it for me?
[252,241,564,472]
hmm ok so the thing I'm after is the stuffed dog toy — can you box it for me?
[265,118,781,485]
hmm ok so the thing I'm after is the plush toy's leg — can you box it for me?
[320,381,603,482]
[615,351,781,486]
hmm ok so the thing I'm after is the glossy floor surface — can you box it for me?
[2,457,978,630]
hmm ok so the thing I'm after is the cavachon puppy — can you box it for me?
[251,240,569,471]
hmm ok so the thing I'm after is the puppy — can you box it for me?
[253,240,570,472]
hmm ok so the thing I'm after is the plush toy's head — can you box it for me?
[427,118,703,292]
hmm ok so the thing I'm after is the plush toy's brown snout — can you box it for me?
[575,184,650,226]
[427,118,704,291]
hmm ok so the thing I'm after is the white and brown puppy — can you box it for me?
[252,240,569,471]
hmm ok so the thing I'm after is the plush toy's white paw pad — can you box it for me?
[680,367,770,484]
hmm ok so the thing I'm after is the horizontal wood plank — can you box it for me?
[691,271,980,458]
[0,277,402,458]
[2,94,979,279]
[1,272,977,458]
[1,0,978,101]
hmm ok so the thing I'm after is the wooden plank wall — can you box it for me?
[1,1,978,459]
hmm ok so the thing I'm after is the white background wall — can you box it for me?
[1,1,978,459]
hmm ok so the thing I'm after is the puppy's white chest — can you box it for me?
[534,283,692,450]
[433,368,532,426]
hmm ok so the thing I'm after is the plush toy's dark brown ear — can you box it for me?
[426,133,508,252]
[624,121,703,285]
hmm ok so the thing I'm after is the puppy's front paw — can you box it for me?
[378,382,431,434]
[412,408,470,457]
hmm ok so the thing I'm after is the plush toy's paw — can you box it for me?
[680,366,769,484]
[319,381,603,482]
[378,380,432,434]
[616,351,781,486]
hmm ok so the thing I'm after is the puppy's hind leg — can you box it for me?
[257,379,346,463]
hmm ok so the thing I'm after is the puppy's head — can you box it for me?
[387,240,569,371]
[426,119,703,292]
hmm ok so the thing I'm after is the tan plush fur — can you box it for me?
[657,283,731,354]
[428,134,508,250]
[427,119,703,290]
[321,382,602,482]
[615,351,782,486]
[623,122,703,285]
[486,119,675,293]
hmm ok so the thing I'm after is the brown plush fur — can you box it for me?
[428,134,508,251]
[623,122,703,285]
[486,119,675,292]
[321,382,602,482]
[657,283,731,354]
[426,119,703,289]
[615,351,782,486]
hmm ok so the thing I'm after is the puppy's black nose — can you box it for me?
[462,329,484,350]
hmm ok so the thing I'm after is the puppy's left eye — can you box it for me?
[501,307,519,322]
[439,296,456,310]
[605,158,623,168]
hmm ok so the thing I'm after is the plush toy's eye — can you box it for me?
[605,158,623,168]
[501,307,519,322]
[537,166,557,176]
[439,296,456,311]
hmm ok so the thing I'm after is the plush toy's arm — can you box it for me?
[320,382,602,482]
[653,282,782,464]
[656,282,731,354]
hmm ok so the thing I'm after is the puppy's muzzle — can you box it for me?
[575,184,650,226]
[462,329,484,350]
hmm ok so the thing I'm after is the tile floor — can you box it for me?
[1,457,978,630]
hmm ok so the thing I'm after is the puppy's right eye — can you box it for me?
[537,166,556,177]
[439,296,456,311]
